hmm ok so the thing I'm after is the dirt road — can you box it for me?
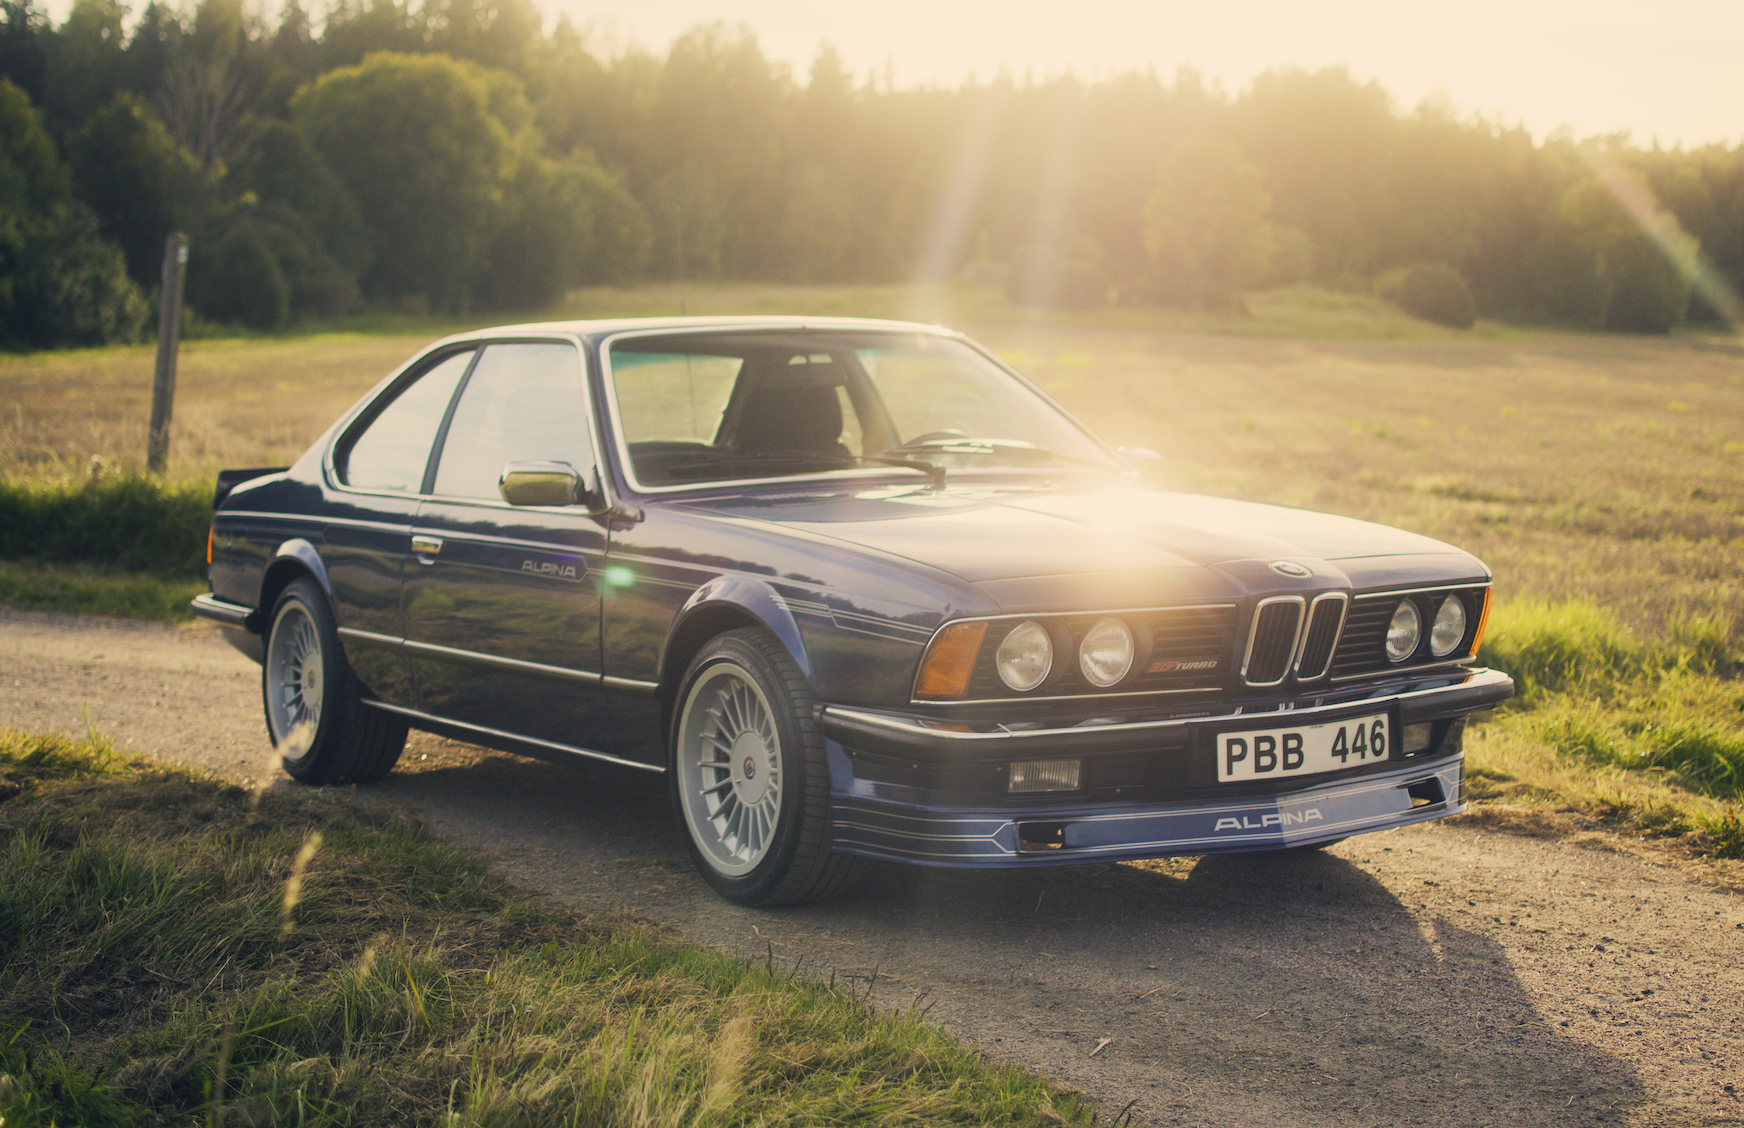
[4,609,1741,1126]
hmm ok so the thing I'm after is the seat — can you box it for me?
[732,385,852,459]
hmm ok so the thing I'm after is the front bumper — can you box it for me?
[816,666,1512,867]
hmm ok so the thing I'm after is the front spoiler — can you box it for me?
[830,754,1464,867]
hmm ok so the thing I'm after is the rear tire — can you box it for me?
[263,577,406,785]
[671,628,859,906]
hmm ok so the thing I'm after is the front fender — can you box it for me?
[664,574,813,684]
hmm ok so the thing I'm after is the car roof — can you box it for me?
[431,314,963,349]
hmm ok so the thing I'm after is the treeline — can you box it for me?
[3,0,1742,348]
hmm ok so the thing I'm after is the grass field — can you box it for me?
[0,729,1093,1126]
[2,282,1741,846]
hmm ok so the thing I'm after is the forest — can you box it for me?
[2,0,1742,348]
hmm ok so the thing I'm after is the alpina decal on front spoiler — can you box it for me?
[1213,809,1324,832]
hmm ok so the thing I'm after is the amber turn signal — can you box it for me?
[1468,586,1493,658]
[914,620,988,699]
[206,525,214,565]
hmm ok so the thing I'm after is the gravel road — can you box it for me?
[4,608,1741,1126]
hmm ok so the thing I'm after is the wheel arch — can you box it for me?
[251,539,332,632]
[658,576,813,710]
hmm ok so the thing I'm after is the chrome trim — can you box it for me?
[916,685,1224,707]
[1350,581,1491,601]
[1329,657,1476,684]
[602,675,660,696]
[1293,592,1349,681]
[218,509,334,527]
[318,333,623,519]
[399,637,601,684]
[829,671,1509,745]
[336,626,403,649]
[411,536,442,556]
[406,525,603,553]
[361,700,663,773]
[1241,595,1305,688]
[190,593,252,628]
[909,602,1239,706]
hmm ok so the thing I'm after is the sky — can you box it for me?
[546,0,1743,148]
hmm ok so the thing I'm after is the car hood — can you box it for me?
[691,483,1466,583]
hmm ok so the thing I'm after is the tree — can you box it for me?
[293,50,520,311]
[0,79,145,348]
[39,0,127,126]
[66,91,192,285]
[1537,166,1698,334]
[1141,137,1274,308]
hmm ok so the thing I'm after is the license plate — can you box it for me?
[1216,711,1391,782]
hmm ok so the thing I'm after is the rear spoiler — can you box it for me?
[213,467,289,509]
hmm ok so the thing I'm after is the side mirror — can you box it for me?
[1117,446,1168,483]
[498,461,602,509]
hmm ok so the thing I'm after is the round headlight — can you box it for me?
[996,621,1053,692]
[1079,617,1135,688]
[1430,594,1467,657]
[1386,600,1421,663]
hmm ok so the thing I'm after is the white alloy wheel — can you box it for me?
[676,660,784,877]
[668,628,860,906]
[267,599,326,741]
[262,577,407,785]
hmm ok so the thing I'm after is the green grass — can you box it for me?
[0,730,1094,1128]
[0,472,209,619]
[0,473,209,577]
[0,560,203,620]
[1470,599,1744,856]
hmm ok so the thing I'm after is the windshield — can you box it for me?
[605,331,1122,488]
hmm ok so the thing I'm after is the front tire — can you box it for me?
[264,577,406,785]
[671,628,859,906]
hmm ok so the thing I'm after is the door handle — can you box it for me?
[411,535,443,558]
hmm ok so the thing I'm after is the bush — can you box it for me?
[0,475,210,577]
[1381,263,1476,329]
[196,222,292,330]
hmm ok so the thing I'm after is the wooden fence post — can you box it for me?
[147,231,189,475]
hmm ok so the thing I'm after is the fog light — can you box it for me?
[1402,722,1433,754]
[1009,758,1081,792]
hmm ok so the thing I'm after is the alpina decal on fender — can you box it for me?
[521,559,580,580]
[1213,809,1324,832]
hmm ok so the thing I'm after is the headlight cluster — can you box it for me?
[992,616,1138,692]
[1386,594,1468,663]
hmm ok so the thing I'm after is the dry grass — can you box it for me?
[3,283,1741,847]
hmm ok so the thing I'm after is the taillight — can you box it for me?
[206,525,214,565]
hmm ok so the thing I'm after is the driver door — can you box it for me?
[400,340,614,754]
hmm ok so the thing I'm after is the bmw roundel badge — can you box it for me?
[1270,560,1312,578]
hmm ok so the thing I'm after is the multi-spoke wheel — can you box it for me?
[671,628,859,906]
[264,578,406,785]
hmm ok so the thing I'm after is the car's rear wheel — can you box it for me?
[671,628,859,906]
[264,577,406,785]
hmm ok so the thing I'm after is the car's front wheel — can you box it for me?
[671,628,859,906]
[264,577,407,785]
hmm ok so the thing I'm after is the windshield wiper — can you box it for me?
[883,436,1112,472]
[661,449,948,489]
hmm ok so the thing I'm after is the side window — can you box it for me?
[341,350,474,492]
[431,342,594,501]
